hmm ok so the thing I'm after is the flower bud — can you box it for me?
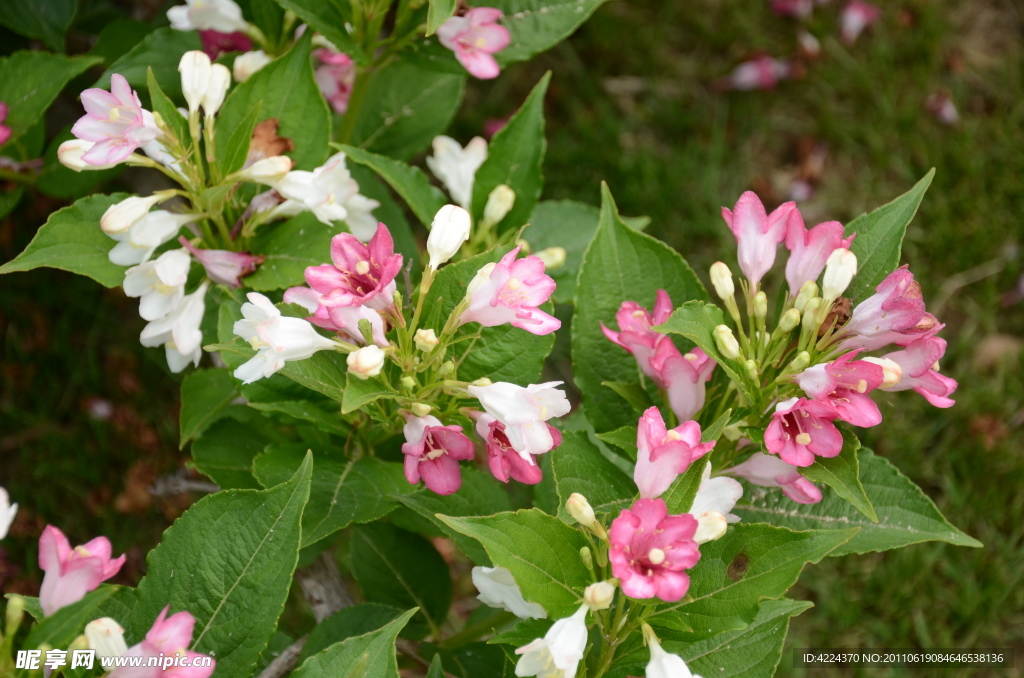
[822,248,857,301]
[743,359,759,383]
[438,360,455,376]
[753,291,768,320]
[579,546,594,571]
[238,156,293,185]
[100,194,166,234]
[58,140,120,171]
[534,246,567,271]
[566,493,606,538]
[5,594,25,637]
[179,51,213,114]
[583,581,616,611]
[863,356,903,388]
[693,511,728,544]
[347,345,386,379]
[709,261,735,301]
[481,184,515,228]
[410,402,431,417]
[85,617,128,660]
[233,50,272,83]
[471,377,492,387]
[428,204,472,270]
[794,280,819,312]
[787,350,811,373]
[713,325,740,360]
[779,308,801,332]
[415,328,439,352]
[202,63,231,117]
[802,298,822,333]
[400,376,416,390]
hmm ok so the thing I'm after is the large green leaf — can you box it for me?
[216,32,332,170]
[245,213,342,291]
[661,456,710,517]
[800,432,876,521]
[551,431,634,518]
[522,200,598,304]
[490,0,609,65]
[190,413,282,490]
[95,28,202,101]
[657,301,753,401]
[248,400,348,436]
[253,444,414,547]
[735,449,981,556]
[572,184,707,432]
[426,0,457,35]
[338,145,447,228]
[0,193,126,287]
[179,368,239,448]
[298,603,406,663]
[470,73,549,230]
[440,509,589,618]
[269,0,364,63]
[292,609,417,678]
[24,586,119,651]
[130,454,312,678]
[0,0,77,52]
[0,53,99,146]
[341,373,395,415]
[845,170,935,302]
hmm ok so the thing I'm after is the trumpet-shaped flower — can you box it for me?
[784,212,854,296]
[283,286,388,346]
[106,211,196,267]
[467,381,570,456]
[881,336,957,408]
[690,463,743,522]
[660,347,717,422]
[140,282,208,372]
[472,411,555,485]
[58,139,122,171]
[232,293,339,383]
[108,606,215,678]
[123,249,192,321]
[635,407,715,500]
[426,135,487,209]
[728,451,822,504]
[765,397,843,467]
[514,604,588,678]
[839,266,938,351]
[72,75,161,165]
[100,195,167,235]
[721,192,795,285]
[275,152,380,237]
[460,247,560,335]
[428,204,472,270]
[472,566,547,620]
[609,499,701,602]
[644,626,703,678]
[794,350,884,427]
[178,237,262,287]
[314,49,356,114]
[601,290,676,387]
[39,525,126,616]
[0,487,17,540]
[303,223,403,312]
[401,413,475,495]
[167,0,248,33]
[437,8,510,80]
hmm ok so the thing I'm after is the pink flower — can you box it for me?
[199,29,252,58]
[719,55,792,92]
[72,74,161,166]
[437,8,510,80]
[772,0,814,18]
[840,0,881,44]
[303,223,403,312]
[794,350,884,427]
[764,397,843,467]
[882,337,957,408]
[609,499,701,602]
[467,381,570,456]
[178,236,262,287]
[729,452,822,504]
[401,414,475,495]
[460,247,560,335]
[314,49,356,114]
[472,412,557,485]
[839,266,939,351]
[721,192,796,285]
[38,525,126,616]
[283,286,388,346]
[109,606,215,678]
[635,407,715,499]
[660,347,717,422]
[926,91,959,127]
[0,102,10,146]
[784,212,855,296]
[601,290,676,387]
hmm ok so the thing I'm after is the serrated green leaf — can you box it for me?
[657,301,754,400]
[489,0,609,66]
[245,213,342,291]
[426,0,457,35]
[299,603,407,664]
[24,586,119,651]
[179,368,239,448]
[337,144,447,228]
[661,456,710,516]
[341,373,395,414]
[292,609,417,678]
[0,0,77,51]
[191,412,284,489]
[801,431,876,521]
[0,53,100,145]
[96,28,202,100]
[600,381,654,414]
[595,426,638,461]
[248,400,348,436]
[552,431,634,518]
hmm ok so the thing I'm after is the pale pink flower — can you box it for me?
[472,411,556,485]
[728,451,822,504]
[765,397,843,467]
[784,211,855,296]
[609,499,701,602]
[602,290,676,387]
[840,0,881,44]
[0,102,10,146]
[178,237,262,287]
[635,407,715,500]
[926,91,959,126]
[303,223,403,311]
[72,74,161,165]
[283,286,388,346]
[720,55,792,92]
[721,192,796,285]
[437,8,510,80]
[881,336,957,408]
[39,525,126,616]
[401,413,475,495]
[109,606,215,678]
[660,347,717,422]
[467,381,571,456]
[839,266,939,351]
[314,49,356,114]
[460,247,560,335]
[794,350,884,427]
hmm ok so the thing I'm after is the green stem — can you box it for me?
[336,64,376,144]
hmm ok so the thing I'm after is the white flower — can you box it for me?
[275,152,380,239]
[426,135,487,209]
[690,463,743,524]
[202,63,231,117]
[233,50,271,82]
[122,249,192,321]
[346,345,386,380]
[141,140,185,176]
[85,618,128,661]
[481,184,515,227]
[472,566,547,620]
[515,604,588,678]
[100,195,166,235]
[238,156,292,185]
[467,381,571,456]
[233,293,339,383]
[645,627,702,678]
[167,0,248,33]
[0,487,17,540]
[822,248,857,301]
[106,211,196,266]
[178,51,212,114]
[140,281,208,373]
[427,204,471,270]
[58,140,119,171]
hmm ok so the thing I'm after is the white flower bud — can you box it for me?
[743,359,759,382]
[787,350,811,373]
[100,195,166,234]
[414,328,439,352]
[794,280,819,312]
[583,581,616,611]
[400,376,417,390]
[410,402,431,417]
[238,155,293,185]
[693,511,728,544]
[233,50,271,82]
[471,377,492,387]
[862,356,903,388]
[709,261,735,301]
[85,617,128,660]
[481,184,515,227]
[57,140,119,171]
[202,63,231,117]
[179,51,213,114]
[428,204,472,270]
[534,247,567,271]
[713,325,740,360]
[753,291,768,320]
[779,307,801,332]
[346,345,386,379]
[822,248,857,301]
[566,493,607,539]
[802,297,822,333]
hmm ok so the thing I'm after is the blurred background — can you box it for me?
[2,1,1022,675]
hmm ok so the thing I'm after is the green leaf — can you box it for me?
[244,0,286,46]
[735,449,981,556]
[470,73,549,229]
[95,28,201,101]
[269,0,364,64]
[221,102,264,176]
[489,0,609,66]
[207,338,350,402]
[551,431,634,518]
[0,0,76,52]
[426,654,446,678]
[350,61,465,161]
[845,169,935,302]
[348,523,451,636]
[24,586,119,651]
[341,373,395,415]
[800,431,876,522]
[191,414,280,489]
[419,642,510,678]
[292,609,417,678]
[0,52,101,146]
[0,193,126,287]
[522,200,599,304]
[595,426,638,461]
[657,301,752,400]
[248,400,348,436]
[146,67,189,150]
[440,509,589,618]
[253,445,414,547]
[572,184,707,432]
[647,524,855,641]
[245,213,342,291]
[661,456,710,516]
[426,0,457,35]
[395,467,514,566]
[216,32,331,170]
[130,454,313,678]
[488,618,552,646]
[299,603,406,664]
[337,144,447,228]
[600,381,653,414]
[179,368,239,448]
